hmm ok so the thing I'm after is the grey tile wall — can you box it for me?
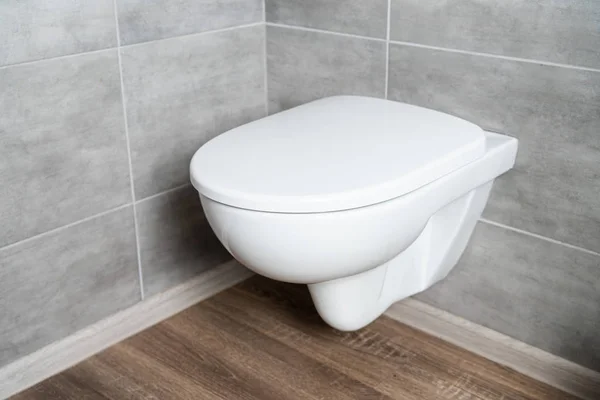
[267,26,386,113]
[117,0,264,45]
[390,0,600,69]
[387,44,600,253]
[1,2,266,369]
[0,50,131,248]
[3,0,599,375]
[0,0,117,67]
[417,222,600,371]
[264,0,600,371]
[0,207,140,367]
[266,0,388,38]
[137,186,231,297]
[121,25,265,199]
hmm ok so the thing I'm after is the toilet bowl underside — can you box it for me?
[199,132,517,285]
[309,180,494,330]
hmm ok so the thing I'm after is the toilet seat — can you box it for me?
[190,96,486,213]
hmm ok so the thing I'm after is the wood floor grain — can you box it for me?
[13,276,579,399]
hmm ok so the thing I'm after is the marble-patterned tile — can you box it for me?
[0,0,116,66]
[266,0,387,38]
[388,44,600,253]
[390,0,600,69]
[0,50,131,248]
[267,26,386,113]
[137,186,231,297]
[121,25,265,199]
[117,0,263,45]
[0,207,140,367]
[417,221,600,371]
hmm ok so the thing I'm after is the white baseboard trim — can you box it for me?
[386,299,600,400]
[4,267,598,400]
[0,260,253,399]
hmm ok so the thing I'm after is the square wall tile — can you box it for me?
[0,0,116,66]
[137,185,231,297]
[266,0,387,38]
[388,44,600,253]
[417,222,600,371]
[267,26,386,113]
[121,25,266,200]
[390,0,600,69]
[0,207,140,368]
[117,0,264,45]
[0,50,132,248]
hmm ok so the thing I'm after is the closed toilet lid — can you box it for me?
[190,96,485,213]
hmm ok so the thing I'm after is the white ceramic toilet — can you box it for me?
[190,96,518,331]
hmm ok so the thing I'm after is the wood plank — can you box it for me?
[13,276,580,400]
[0,260,252,399]
[387,298,600,400]
[214,278,576,400]
[169,304,391,400]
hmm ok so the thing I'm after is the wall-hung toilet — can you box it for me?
[190,96,518,331]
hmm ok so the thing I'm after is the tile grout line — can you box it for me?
[266,22,387,43]
[263,1,269,116]
[266,22,600,74]
[121,22,265,50]
[389,40,600,73]
[384,0,392,99]
[0,183,196,257]
[480,218,600,257]
[0,47,115,71]
[135,183,192,205]
[0,22,265,71]
[113,0,145,301]
[4,22,598,75]
[0,204,133,254]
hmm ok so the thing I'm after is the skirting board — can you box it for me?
[0,260,253,399]
[4,265,598,400]
[385,299,600,400]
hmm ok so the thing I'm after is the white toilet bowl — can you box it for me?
[190,96,518,331]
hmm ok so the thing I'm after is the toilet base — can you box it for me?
[308,181,493,331]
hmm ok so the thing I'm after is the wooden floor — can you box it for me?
[14,276,577,400]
